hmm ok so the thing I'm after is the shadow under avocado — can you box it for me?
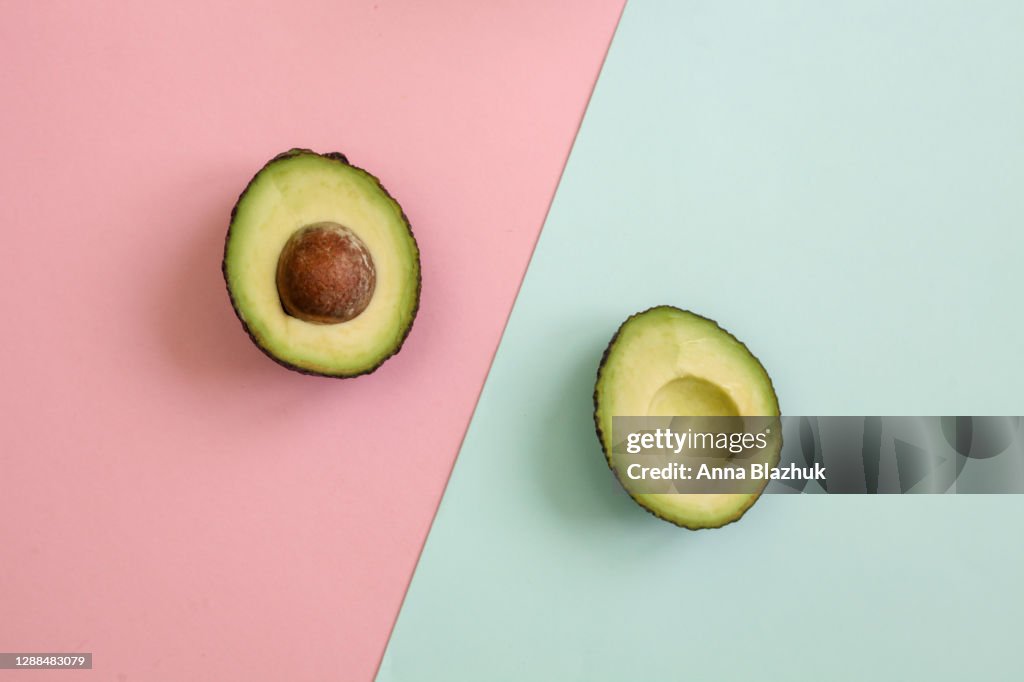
[532,335,652,528]
[155,180,280,386]
[152,168,346,396]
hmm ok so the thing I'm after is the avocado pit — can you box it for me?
[276,222,376,324]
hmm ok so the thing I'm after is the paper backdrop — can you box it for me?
[378,1,1024,679]
[0,2,623,680]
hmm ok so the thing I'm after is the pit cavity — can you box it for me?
[647,376,740,417]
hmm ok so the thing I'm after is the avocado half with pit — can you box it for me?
[594,306,781,529]
[223,149,420,377]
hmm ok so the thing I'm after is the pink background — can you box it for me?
[0,1,623,679]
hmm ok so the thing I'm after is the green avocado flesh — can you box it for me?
[223,149,420,377]
[594,306,781,529]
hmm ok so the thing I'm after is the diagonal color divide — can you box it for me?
[0,2,626,680]
[378,1,1024,679]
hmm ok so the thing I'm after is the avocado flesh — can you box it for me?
[223,150,420,377]
[594,306,781,529]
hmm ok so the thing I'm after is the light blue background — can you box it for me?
[378,1,1024,679]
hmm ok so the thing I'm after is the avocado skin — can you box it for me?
[592,305,782,530]
[222,148,421,378]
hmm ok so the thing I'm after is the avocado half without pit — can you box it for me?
[223,149,421,377]
[594,306,781,529]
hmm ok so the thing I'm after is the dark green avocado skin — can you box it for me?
[592,305,782,530]
[221,148,422,379]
